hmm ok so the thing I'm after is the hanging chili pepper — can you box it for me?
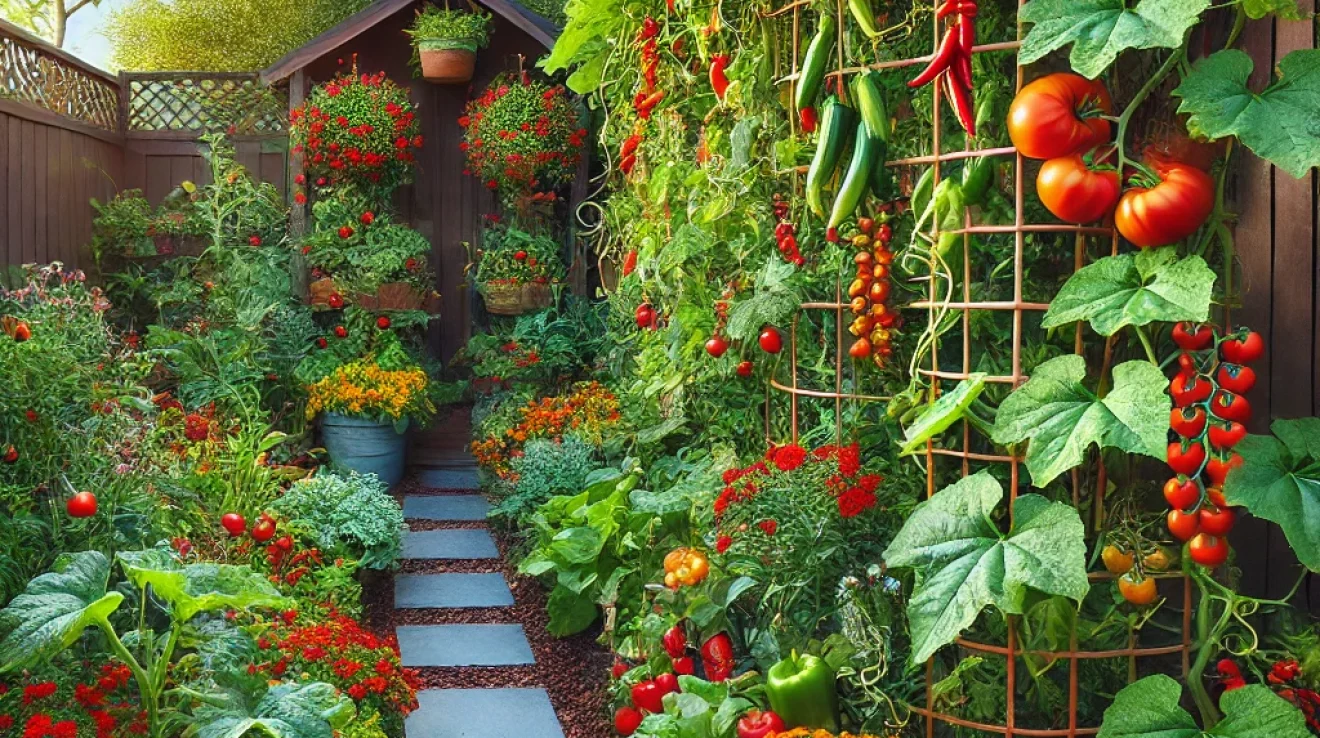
[907,24,960,88]
[620,133,642,159]
[639,16,660,40]
[710,55,731,101]
[944,69,976,136]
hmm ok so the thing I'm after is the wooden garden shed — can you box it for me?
[261,0,563,362]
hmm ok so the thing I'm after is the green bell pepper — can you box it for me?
[765,652,839,731]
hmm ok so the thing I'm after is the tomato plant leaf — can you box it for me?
[1224,418,1320,571]
[992,356,1170,487]
[882,472,1089,664]
[1019,0,1209,80]
[725,258,802,343]
[900,374,988,455]
[0,551,123,672]
[1099,675,1310,738]
[1041,247,1215,336]
[1174,49,1320,178]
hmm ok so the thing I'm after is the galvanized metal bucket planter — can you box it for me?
[320,412,408,487]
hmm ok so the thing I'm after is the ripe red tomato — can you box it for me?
[67,491,98,518]
[758,327,783,354]
[1167,508,1201,541]
[1167,440,1206,477]
[1206,486,1227,508]
[1007,73,1113,160]
[1172,322,1214,351]
[221,513,247,537]
[1170,373,1212,408]
[1216,364,1256,394]
[275,535,294,552]
[705,336,729,358]
[736,360,754,377]
[1170,406,1207,438]
[377,316,392,330]
[653,672,679,695]
[1115,161,1215,248]
[1163,477,1200,511]
[1208,421,1247,450]
[1188,534,1230,568]
[614,706,644,736]
[3,445,16,464]
[1199,506,1236,537]
[1036,152,1121,223]
[1210,391,1252,424]
[1221,331,1265,364]
[1205,452,1244,487]
[251,519,277,543]
[635,303,655,330]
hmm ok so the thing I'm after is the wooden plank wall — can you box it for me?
[122,136,289,205]
[0,101,122,273]
[1230,2,1319,604]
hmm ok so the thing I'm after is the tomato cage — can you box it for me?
[765,0,1194,736]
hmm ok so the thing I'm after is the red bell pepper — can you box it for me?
[737,710,786,738]
[663,624,687,658]
[701,633,735,682]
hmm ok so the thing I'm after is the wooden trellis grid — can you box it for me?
[124,73,288,133]
[0,24,120,130]
[769,1,1194,736]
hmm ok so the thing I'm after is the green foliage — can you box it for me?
[1224,418,1320,572]
[883,472,1090,664]
[1098,675,1310,738]
[633,676,754,738]
[725,258,803,344]
[116,549,290,621]
[1019,0,1210,79]
[1174,49,1320,179]
[1042,248,1216,337]
[269,470,405,569]
[900,374,987,455]
[106,0,372,71]
[184,681,356,738]
[992,356,1170,488]
[476,220,568,284]
[1240,0,1305,18]
[0,551,123,673]
[491,435,599,525]
[406,5,491,50]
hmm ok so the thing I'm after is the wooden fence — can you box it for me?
[0,20,288,270]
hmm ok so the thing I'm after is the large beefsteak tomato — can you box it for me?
[1008,73,1113,160]
[1115,160,1215,248]
[1037,151,1121,223]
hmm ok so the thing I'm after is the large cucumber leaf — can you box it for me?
[882,472,1089,664]
[1224,418,1320,571]
[1019,0,1209,80]
[1099,675,1309,738]
[1042,248,1215,337]
[0,551,123,672]
[992,356,1168,488]
[185,681,356,738]
[900,374,987,455]
[117,549,290,622]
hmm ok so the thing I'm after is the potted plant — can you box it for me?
[406,4,492,84]
[304,353,435,487]
[474,220,566,314]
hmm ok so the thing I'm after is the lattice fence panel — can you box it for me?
[126,74,287,133]
[0,31,120,130]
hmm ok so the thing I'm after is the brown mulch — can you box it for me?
[364,477,614,738]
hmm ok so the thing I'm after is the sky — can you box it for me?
[65,0,129,71]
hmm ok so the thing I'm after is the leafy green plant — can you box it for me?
[1098,674,1309,738]
[491,434,599,525]
[268,470,405,569]
[405,5,491,50]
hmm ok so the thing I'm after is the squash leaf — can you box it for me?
[882,472,1089,664]
[1174,49,1320,178]
[1241,0,1305,18]
[184,681,355,738]
[1042,247,1216,336]
[1099,675,1310,738]
[1019,0,1209,79]
[117,549,290,622]
[992,356,1169,488]
[1224,418,1320,571]
[900,374,988,455]
[0,551,124,672]
[725,258,802,343]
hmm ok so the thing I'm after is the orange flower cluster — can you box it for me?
[471,382,620,477]
[305,360,433,423]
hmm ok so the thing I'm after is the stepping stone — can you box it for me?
[403,495,490,521]
[402,528,498,560]
[406,689,564,738]
[394,573,514,609]
[417,468,480,490]
[397,624,534,667]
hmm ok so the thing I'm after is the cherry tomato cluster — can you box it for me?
[846,217,898,368]
[704,286,736,359]
[772,194,804,267]
[1164,323,1264,568]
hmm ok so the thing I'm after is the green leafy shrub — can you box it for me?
[490,434,598,525]
[269,471,405,569]
[405,5,491,51]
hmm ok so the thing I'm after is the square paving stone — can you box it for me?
[402,528,498,559]
[397,624,534,667]
[406,689,564,738]
[416,468,480,490]
[394,573,514,609]
[402,495,490,521]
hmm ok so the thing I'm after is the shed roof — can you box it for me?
[261,0,560,83]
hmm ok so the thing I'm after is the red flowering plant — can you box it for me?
[460,70,585,201]
[250,612,420,736]
[713,442,904,642]
[290,63,423,200]
[0,658,144,738]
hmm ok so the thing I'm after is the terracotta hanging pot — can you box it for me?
[418,40,477,84]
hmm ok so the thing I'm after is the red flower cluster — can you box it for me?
[0,662,142,738]
[460,71,584,198]
[291,63,421,194]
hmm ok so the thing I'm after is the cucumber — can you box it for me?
[806,96,855,220]
[794,13,836,113]
[869,138,892,202]
[848,0,881,38]
[828,123,881,230]
[850,71,890,143]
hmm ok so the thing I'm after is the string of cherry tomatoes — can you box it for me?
[846,217,897,368]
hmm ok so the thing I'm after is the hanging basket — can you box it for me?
[482,281,523,315]
[418,40,477,83]
[308,278,340,308]
[520,282,554,310]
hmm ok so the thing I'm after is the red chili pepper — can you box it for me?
[710,55,731,101]
[620,153,638,174]
[799,106,817,132]
[909,25,960,88]
[639,90,666,110]
[621,134,643,158]
[957,13,975,82]
[640,16,660,39]
[944,70,976,136]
